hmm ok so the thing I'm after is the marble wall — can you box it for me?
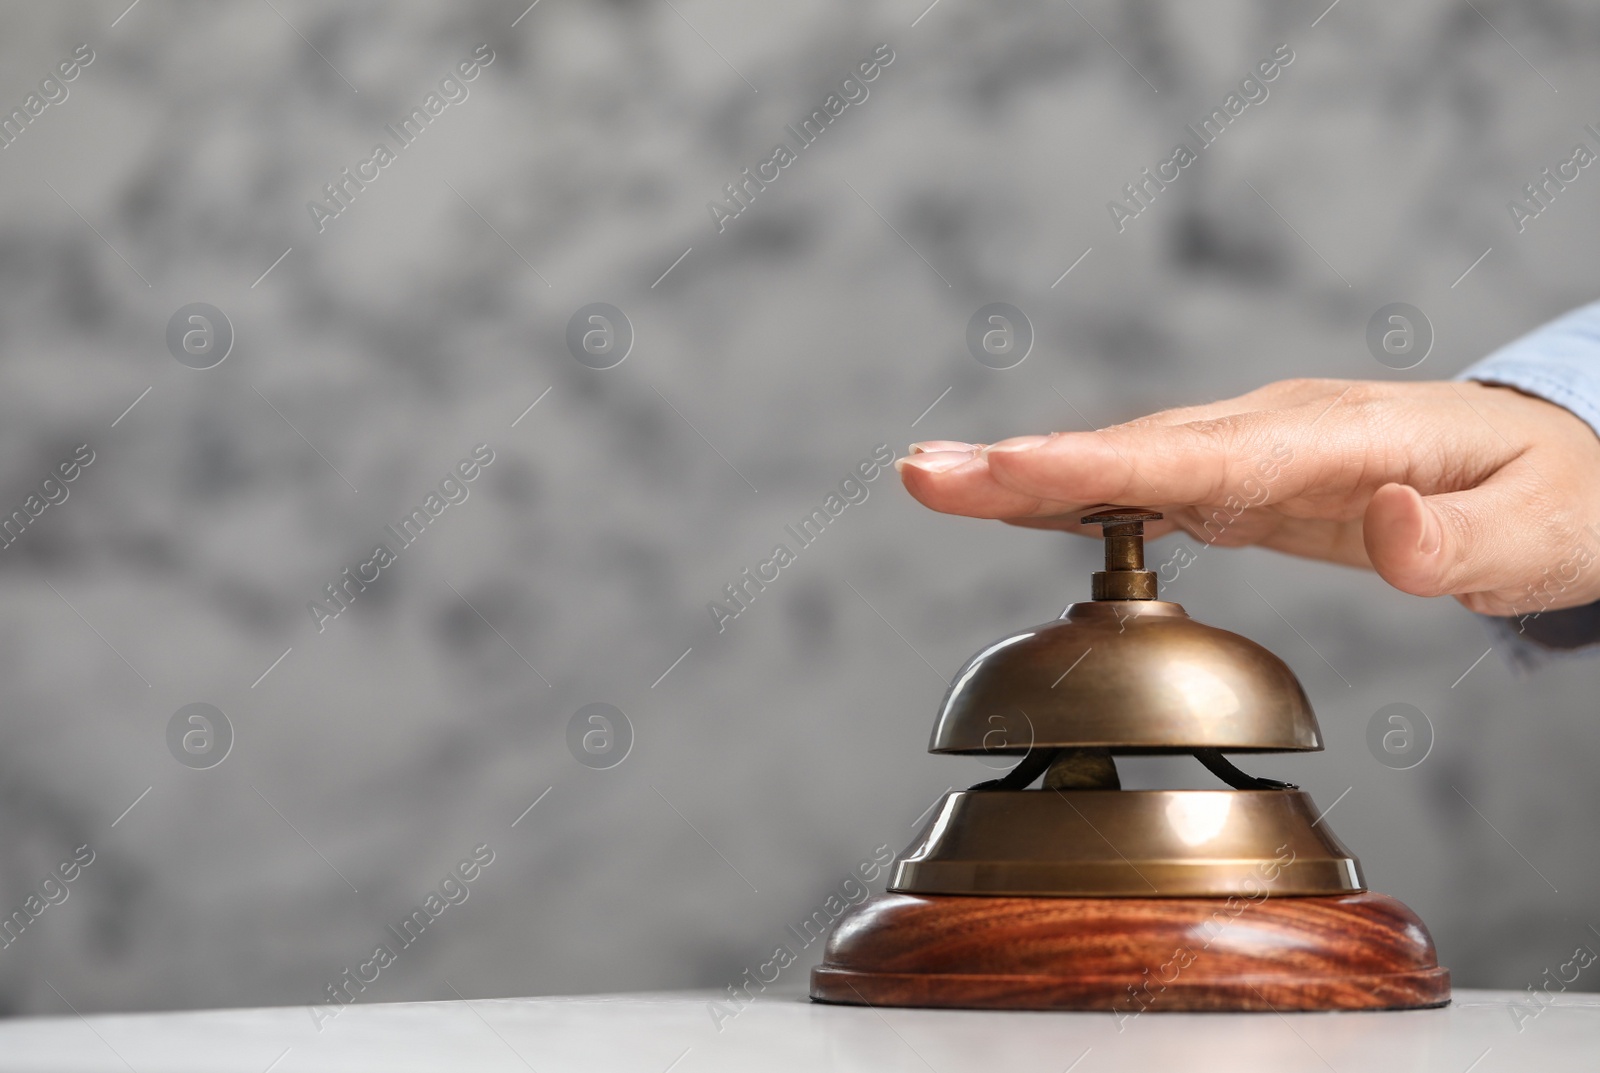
[0,0,1597,1016]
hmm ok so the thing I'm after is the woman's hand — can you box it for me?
[895,378,1600,616]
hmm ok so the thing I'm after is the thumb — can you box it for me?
[1363,479,1539,602]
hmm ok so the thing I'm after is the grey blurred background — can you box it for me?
[0,0,1597,1018]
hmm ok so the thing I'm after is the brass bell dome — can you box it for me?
[929,509,1320,754]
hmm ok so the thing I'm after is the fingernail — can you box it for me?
[1418,507,1442,555]
[910,440,978,455]
[983,434,1053,456]
[896,450,974,474]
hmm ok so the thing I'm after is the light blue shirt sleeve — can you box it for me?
[1456,299,1600,441]
[1455,300,1600,656]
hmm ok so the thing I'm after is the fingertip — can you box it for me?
[897,450,977,476]
[896,451,984,511]
[909,440,978,455]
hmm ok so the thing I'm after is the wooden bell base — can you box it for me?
[811,891,1449,1012]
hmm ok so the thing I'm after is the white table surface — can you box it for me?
[0,988,1594,1072]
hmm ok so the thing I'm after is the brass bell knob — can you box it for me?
[1082,507,1162,600]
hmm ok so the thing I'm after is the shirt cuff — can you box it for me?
[1485,604,1600,666]
[1454,298,1600,442]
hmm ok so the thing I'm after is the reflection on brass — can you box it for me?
[930,600,1320,753]
[892,790,1364,897]
[1042,747,1120,790]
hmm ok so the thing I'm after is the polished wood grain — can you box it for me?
[811,891,1450,1012]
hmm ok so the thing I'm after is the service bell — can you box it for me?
[812,508,1450,1013]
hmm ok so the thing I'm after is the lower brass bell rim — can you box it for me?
[891,789,1365,898]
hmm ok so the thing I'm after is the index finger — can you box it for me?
[919,384,1513,522]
